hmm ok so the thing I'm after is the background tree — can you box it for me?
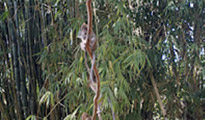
[0,0,204,119]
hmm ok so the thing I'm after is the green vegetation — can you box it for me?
[0,0,204,119]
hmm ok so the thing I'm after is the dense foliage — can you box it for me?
[0,0,204,119]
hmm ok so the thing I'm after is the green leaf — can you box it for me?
[63,106,80,120]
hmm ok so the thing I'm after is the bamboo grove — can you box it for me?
[0,0,204,120]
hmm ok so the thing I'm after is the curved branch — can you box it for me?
[85,0,100,120]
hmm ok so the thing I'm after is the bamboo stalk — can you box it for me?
[7,0,24,118]
[150,72,166,117]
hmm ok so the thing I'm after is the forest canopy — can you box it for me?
[0,0,204,120]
